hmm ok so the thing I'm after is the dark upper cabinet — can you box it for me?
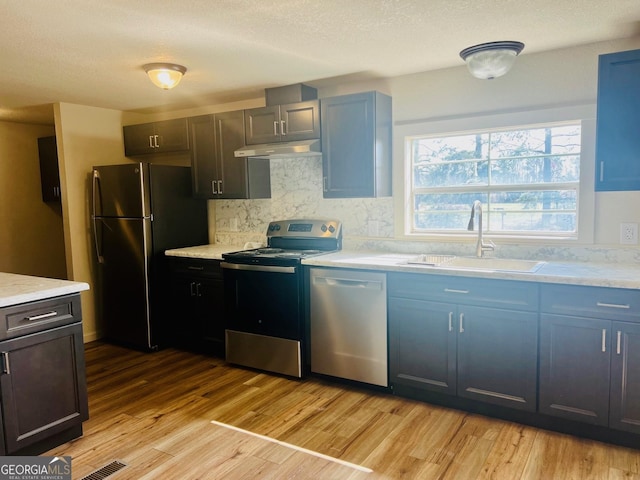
[244,100,320,145]
[321,91,392,198]
[37,136,61,203]
[189,112,270,199]
[123,118,190,156]
[595,48,640,191]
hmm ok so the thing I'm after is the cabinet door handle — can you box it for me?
[445,288,470,294]
[25,311,58,321]
[602,329,607,353]
[323,176,328,192]
[211,180,218,194]
[2,352,9,375]
[190,282,196,297]
[218,180,223,194]
[273,121,278,136]
[596,302,630,309]
[149,135,154,148]
[600,161,604,182]
[196,283,202,297]
[459,313,465,333]
[617,330,622,355]
[281,120,286,136]
[154,135,160,148]
[448,312,453,332]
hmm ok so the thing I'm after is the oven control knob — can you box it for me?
[321,224,327,232]
[274,224,281,231]
[328,225,336,233]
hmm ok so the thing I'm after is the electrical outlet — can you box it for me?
[620,223,638,245]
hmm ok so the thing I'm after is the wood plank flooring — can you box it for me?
[46,342,640,479]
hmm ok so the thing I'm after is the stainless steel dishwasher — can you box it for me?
[310,268,388,387]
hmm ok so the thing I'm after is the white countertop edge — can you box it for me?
[165,244,245,260]
[0,272,90,308]
[301,252,640,290]
[162,246,640,290]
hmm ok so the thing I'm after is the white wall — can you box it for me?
[54,103,128,341]
[212,38,640,262]
[0,121,66,278]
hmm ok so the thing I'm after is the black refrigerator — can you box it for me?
[91,162,208,351]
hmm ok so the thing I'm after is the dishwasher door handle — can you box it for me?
[315,276,383,290]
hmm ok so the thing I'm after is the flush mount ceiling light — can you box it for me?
[459,41,524,80]
[143,63,187,90]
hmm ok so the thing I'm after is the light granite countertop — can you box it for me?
[0,272,90,308]
[164,245,640,290]
[302,251,640,290]
[165,244,247,260]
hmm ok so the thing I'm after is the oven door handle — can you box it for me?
[220,262,297,274]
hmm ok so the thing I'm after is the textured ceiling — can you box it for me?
[2,0,640,124]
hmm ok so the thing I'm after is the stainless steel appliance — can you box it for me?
[309,268,388,387]
[221,219,342,377]
[91,162,208,351]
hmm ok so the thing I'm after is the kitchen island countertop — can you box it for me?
[301,251,640,290]
[0,272,90,308]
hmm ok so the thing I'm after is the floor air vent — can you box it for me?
[80,460,127,480]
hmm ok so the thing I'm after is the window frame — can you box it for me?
[393,104,596,245]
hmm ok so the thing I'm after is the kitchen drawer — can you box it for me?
[541,283,640,322]
[0,294,81,340]
[168,257,223,278]
[388,273,538,312]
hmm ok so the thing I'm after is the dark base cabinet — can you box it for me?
[539,284,640,436]
[0,294,88,455]
[388,273,538,413]
[168,257,225,357]
[386,277,640,449]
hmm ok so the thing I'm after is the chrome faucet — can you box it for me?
[467,200,495,258]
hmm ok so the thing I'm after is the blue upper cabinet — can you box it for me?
[595,49,640,191]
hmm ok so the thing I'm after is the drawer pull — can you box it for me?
[602,329,607,353]
[187,266,205,271]
[596,302,630,309]
[444,288,470,294]
[25,311,58,322]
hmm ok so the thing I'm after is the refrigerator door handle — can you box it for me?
[92,170,104,264]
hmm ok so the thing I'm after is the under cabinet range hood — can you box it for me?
[234,83,321,159]
[235,139,321,158]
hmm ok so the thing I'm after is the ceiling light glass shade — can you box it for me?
[143,63,187,90]
[459,41,524,80]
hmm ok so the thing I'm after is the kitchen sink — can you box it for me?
[406,254,456,266]
[406,255,545,273]
[446,257,545,272]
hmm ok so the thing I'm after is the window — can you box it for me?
[408,122,581,238]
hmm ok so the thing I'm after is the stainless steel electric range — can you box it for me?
[220,219,342,377]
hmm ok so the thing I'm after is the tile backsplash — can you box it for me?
[213,156,640,264]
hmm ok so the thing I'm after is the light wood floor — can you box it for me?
[47,342,640,479]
